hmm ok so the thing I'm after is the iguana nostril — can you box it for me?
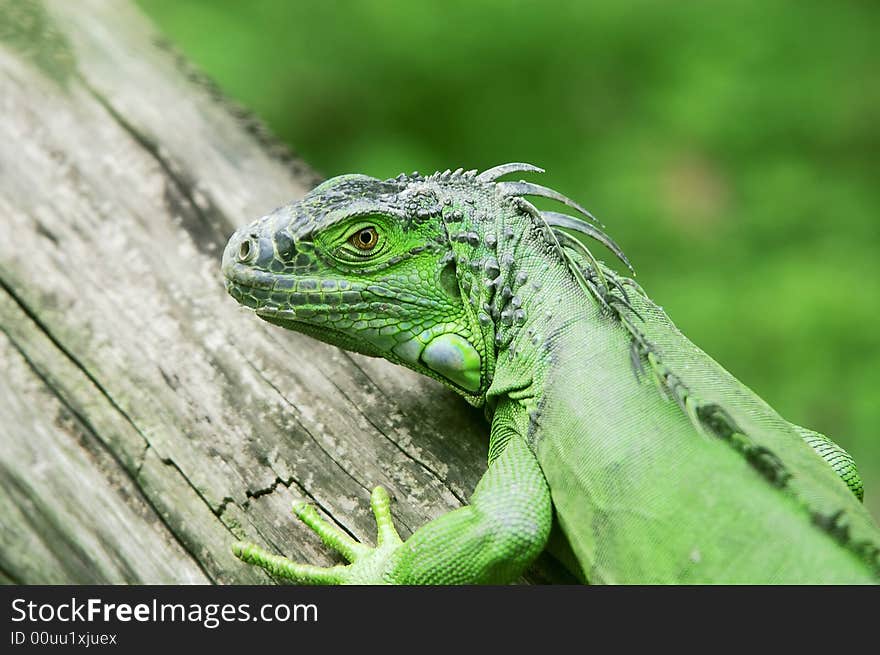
[238,239,253,262]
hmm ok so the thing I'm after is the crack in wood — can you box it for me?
[0,292,217,583]
[0,331,215,582]
[242,358,377,495]
[81,78,230,257]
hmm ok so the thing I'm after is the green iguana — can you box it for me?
[221,163,879,584]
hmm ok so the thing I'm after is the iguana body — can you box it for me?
[222,164,879,583]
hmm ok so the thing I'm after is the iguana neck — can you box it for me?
[474,204,609,416]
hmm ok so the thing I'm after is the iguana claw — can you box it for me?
[233,486,403,584]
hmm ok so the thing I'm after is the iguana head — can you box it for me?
[222,164,631,402]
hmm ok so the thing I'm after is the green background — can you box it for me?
[138,0,880,519]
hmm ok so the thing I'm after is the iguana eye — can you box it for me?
[327,221,391,263]
[349,227,379,251]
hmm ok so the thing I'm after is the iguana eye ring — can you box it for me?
[349,227,379,250]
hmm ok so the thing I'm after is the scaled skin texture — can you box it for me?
[222,164,879,584]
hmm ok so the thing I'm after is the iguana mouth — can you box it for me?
[224,278,274,311]
[225,279,326,319]
[221,257,278,310]
[226,278,373,345]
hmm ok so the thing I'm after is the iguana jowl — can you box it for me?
[221,164,879,583]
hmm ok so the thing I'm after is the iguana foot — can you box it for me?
[233,486,403,584]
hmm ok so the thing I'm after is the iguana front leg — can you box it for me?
[233,404,552,584]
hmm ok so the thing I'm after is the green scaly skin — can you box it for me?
[222,164,879,583]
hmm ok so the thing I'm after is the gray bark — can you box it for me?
[0,0,546,584]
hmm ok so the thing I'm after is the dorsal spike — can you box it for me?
[513,195,613,308]
[543,211,634,274]
[554,228,608,293]
[495,181,602,227]
[476,162,545,183]
[452,167,464,178]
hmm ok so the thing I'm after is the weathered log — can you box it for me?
[0,0,548,584]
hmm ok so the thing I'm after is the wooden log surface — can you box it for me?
[0,0,535,584]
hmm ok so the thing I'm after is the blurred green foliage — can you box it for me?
[138,0,880,518]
